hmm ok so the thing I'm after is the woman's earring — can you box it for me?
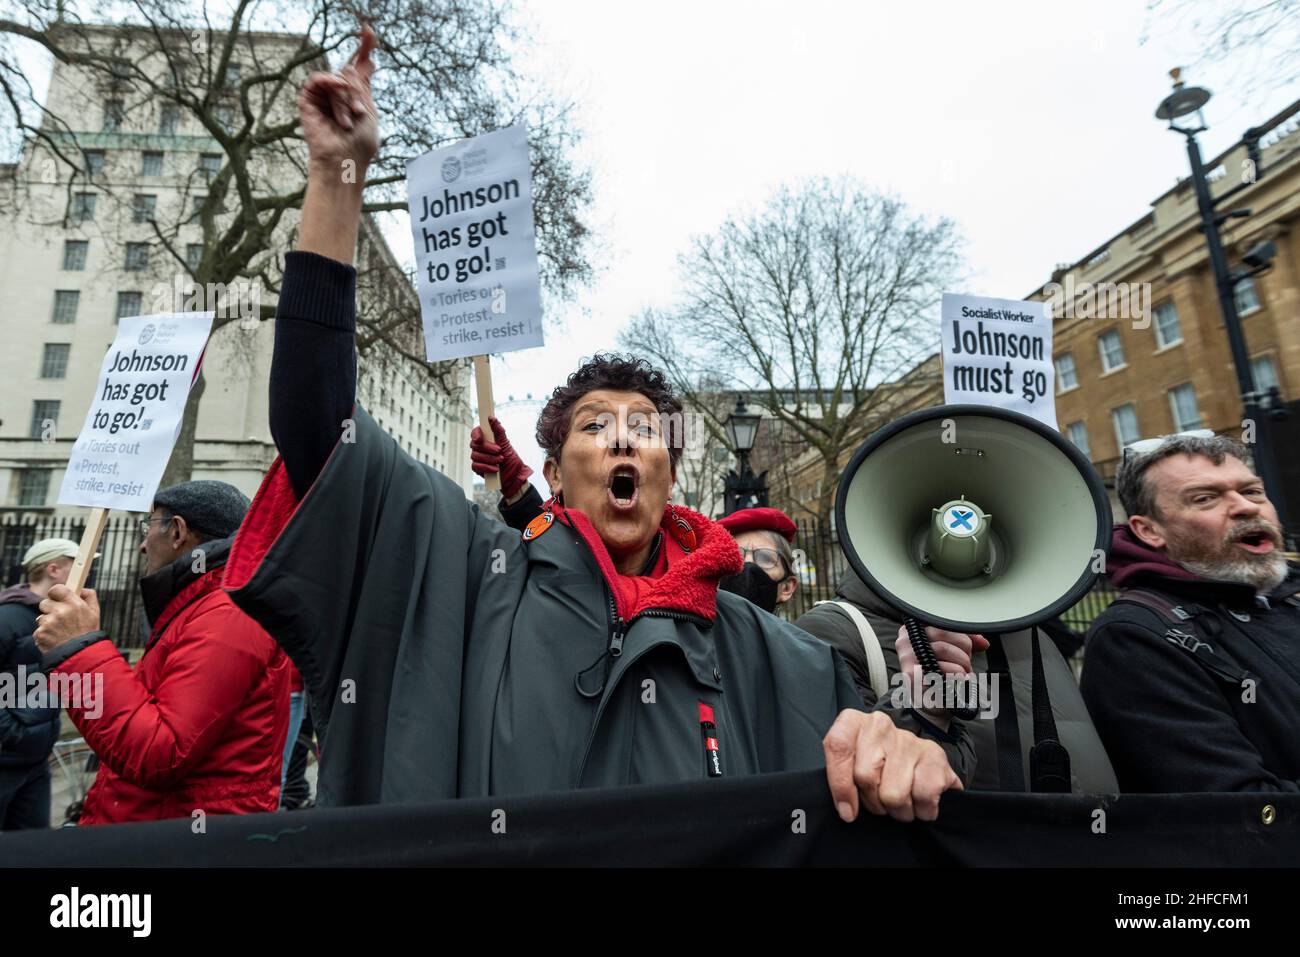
[667,503,696,552]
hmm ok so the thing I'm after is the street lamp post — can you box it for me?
[722,398,768,515]
[1155,69,1290,538]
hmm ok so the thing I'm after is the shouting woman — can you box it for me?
[206,27,973,821]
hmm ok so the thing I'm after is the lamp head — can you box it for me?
[1156,68,1211,125]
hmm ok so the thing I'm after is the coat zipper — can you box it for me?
[575,625,714,785]
[574,562,717,780]
[607,589,625,658]
[613,607,710,654]
[569,513,711,695]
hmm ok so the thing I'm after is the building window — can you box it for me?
[141,151,164,176]
[185,244,203,272]
[1098,329,1126,373]
[1169,383,1203,431]
[1153,300,1182,348]
[199,153,222,184]
[51,290,79,324]
[40,344,70,379]
[190,195,206,224]
[158,102,179,135]
[223,63,241,88]
[214,103,235,131]
[83,150,106,177]
[17,470,50,508]
[62,240,88,271]
[1252,355,1281,397]
[1235,276,1261,315]
[125,242,149,271]
[116,291,142,322]
[1054,353,1078,392]
[29,400,59,439]
[1066,421,1091,458]
[132,194,157,223]
[102,99,124,132]
[72,192,96,223]
[1112,403,1140,450]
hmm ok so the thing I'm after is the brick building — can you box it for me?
[1029,99,1300,521]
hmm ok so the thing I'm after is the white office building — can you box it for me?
[0,25,472,514]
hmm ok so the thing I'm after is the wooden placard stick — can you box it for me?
[67,506,109,593]
[473,354,501,492]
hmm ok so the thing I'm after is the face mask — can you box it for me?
[719,562,780,613]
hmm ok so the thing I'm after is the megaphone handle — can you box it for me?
[903,615,978,721]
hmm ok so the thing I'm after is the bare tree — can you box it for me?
[0,0,592,486]
[1144,0,1300,94]
[623,177,961,568]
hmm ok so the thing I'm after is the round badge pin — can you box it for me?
[523,511,554,541]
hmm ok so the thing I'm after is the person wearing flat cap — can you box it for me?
[34,480,291,825]
[0,538,99,828]
[716,506,800,613]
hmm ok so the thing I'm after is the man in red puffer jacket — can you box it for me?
[35,481,289,825]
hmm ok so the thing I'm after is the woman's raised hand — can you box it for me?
[298,25,380,174]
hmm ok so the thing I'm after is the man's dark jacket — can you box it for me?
[1081,525,1300,793]
[224,409,872,807]
[0,585,59,767]
[795,572,1118,793]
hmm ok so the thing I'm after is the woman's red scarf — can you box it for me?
[548,501,743,622]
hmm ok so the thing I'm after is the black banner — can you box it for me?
[2,769,1296,867]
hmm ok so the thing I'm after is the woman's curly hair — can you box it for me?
[536,353,685,465]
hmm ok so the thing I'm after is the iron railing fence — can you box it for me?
[0,511,147,649]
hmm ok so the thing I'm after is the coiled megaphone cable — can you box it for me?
[903,616,942,672]
[903,615,978,721]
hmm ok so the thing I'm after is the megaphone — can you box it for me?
[835,404,1112,636]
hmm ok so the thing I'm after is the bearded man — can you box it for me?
[1082,433,1300,792]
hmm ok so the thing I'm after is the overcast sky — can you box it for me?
[15,2,1299,483]
[475,0,1300,480]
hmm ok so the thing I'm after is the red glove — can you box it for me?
[470,415,533,499]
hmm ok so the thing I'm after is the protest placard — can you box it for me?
[406,124,544,489]
[57,312,214,588]
[941,293,1057,429]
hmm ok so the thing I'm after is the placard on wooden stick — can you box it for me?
[406,127,544,497]
[473,355,500,492]
[57,312,214,591]
[67,507,109,594]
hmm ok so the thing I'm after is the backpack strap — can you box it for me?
[815,600,890,700]
[983,634,1025,791]
[1111,588,1253,686]
[1112,587,1196,623]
